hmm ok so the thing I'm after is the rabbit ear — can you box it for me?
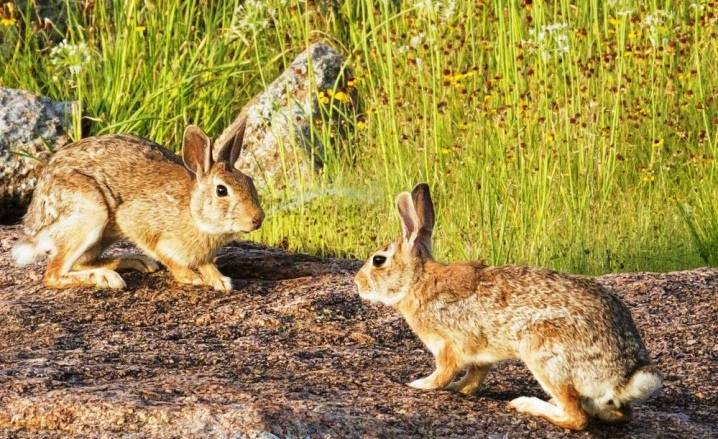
[411,183,435,254]
[396,191,420,247]
[216,115,246,167]
[228,117,246,166]
[183,125,212,175]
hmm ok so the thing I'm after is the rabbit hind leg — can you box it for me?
[510,354,589,430]
[43,180,124,290]
[581,397,632,424]
[44,224,125,290]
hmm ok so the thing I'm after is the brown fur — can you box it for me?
[14,125,263,292]
[355,183,662,431]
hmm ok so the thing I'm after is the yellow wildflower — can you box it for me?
[317,91,329,105]
[1,1,15,27]
[356,121,367,130]
[332,90,351,103]
[324,89,351,104]
[443,70,476,86]
[641,169,655,182]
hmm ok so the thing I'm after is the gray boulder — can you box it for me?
[0,88,73,221]
[214,42,353,189]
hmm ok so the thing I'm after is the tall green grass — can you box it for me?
[1,0,717,274]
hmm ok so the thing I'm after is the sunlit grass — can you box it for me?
[1,0,717,274]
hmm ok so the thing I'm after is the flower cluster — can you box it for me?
[0,2,16,27]
[527,23,570,62]
[50,40,92,78]
[317,77,357,106]
[607,0,635,17]
[226,0,284,44]
[414,0,457,22]
[443,69,476,87]
[318,89,351,105]
[642,9,674,47]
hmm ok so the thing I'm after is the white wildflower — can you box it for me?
[689,1,706,11]
[643,10,672,28]
[608,0,635,17]
[528,22,570,61]
[415,0,441,16]
[49,40,92,83]
[442,0,456,22]
[555,34,569,54]
[543,22,568,33]
[415,0,456,22]
[410,33,425,49]
[226,0,275,43]
[642,9,674,47]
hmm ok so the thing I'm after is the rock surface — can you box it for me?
[0,225,715,438]
[0,89,73,223]
[215,42,351,189]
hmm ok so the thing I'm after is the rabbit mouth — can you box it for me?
[358,290,383,303]
[358,290,407,306]
[195,220,228,235]
[235,220,262,233]
[355,277,380,302]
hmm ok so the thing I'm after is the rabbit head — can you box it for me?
[182,124,264,235]
[355,183,435,306]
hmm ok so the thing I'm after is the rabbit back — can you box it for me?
[23,134,191,238]
[406,263,652,401]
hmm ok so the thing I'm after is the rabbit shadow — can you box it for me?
[216,241,361,281]
[99,240,359,286]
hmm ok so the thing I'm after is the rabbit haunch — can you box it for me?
[355,183,661,431]
[13,126,264,292]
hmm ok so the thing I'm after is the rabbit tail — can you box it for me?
[616,366,662,404]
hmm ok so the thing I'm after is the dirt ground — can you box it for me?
[0,225,715,438]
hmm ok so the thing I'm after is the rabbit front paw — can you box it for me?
[90,268,127,289]
[170,268,205,286]
[509,396,547,414]
[209,275,233,292]
[408,376,439,390]
[446,380,478,395]
[136,256,160,273]
[198,263,233,292]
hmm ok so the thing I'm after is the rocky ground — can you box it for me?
[0,224,715,438]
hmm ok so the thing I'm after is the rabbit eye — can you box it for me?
[216,185,228,197]
[372,255,387,267]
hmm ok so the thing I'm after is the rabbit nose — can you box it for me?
[251,212,264,228]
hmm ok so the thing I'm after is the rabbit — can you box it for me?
[11,120,264,292]
[354,183,662,430]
